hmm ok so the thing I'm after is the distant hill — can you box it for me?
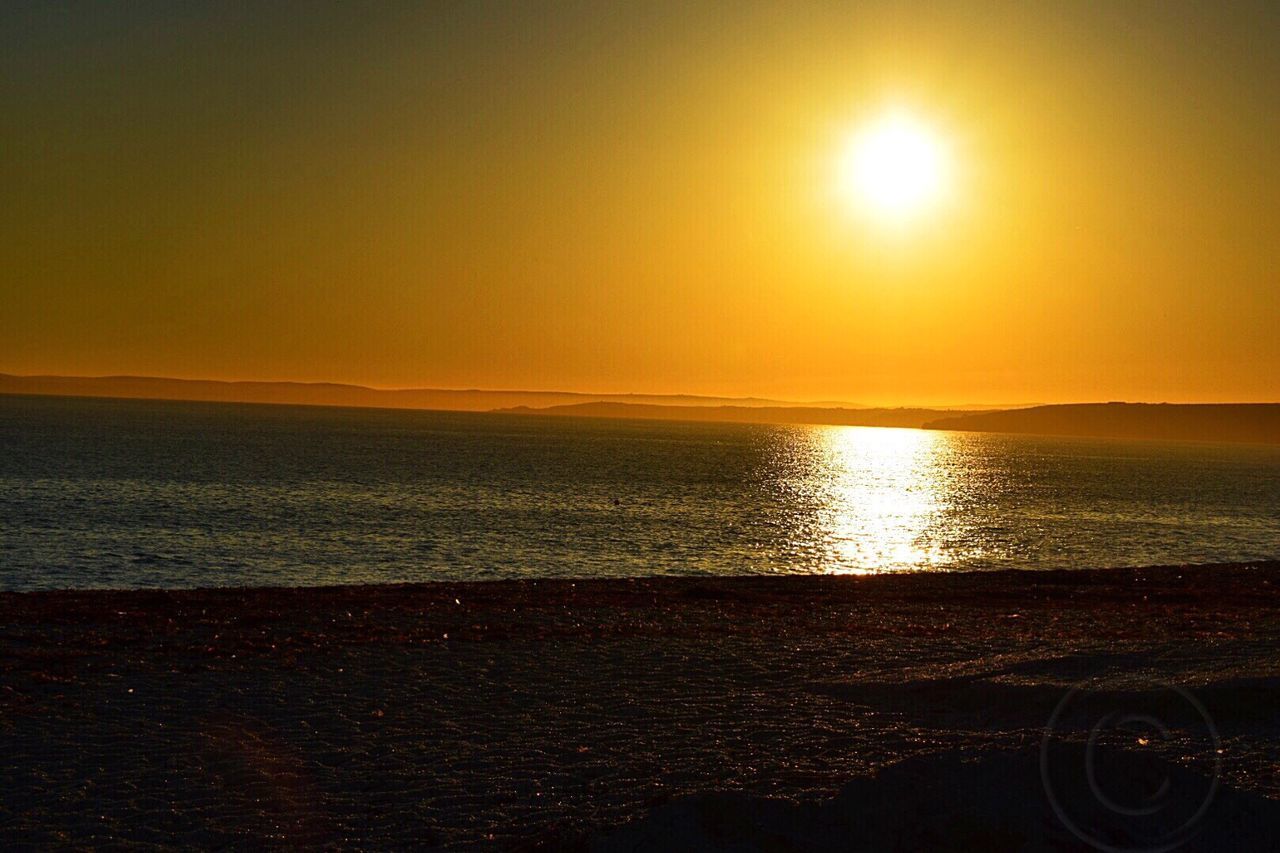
[925,403,1280,445]
[495,402,972,429]
[8,375,1271,443]
[0,373,847,413]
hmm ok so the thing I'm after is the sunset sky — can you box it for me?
[3,1,1277,406]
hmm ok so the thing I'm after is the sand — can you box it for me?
[3,563,1280,850]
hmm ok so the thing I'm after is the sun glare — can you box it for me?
[838,111,949,222]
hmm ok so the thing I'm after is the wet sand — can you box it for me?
[3,563,1280,850]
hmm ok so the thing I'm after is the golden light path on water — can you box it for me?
[819,427,949,573]
[751,422,1278,577]
[753,425,992,575]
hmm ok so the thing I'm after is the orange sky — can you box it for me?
[2,2,1277,406]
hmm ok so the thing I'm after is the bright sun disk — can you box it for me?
[839,111,949,221]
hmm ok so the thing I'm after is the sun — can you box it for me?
[838,110,950,222]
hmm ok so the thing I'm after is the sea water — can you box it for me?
[2,394,1278,590]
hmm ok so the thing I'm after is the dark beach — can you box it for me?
[4,563,1280,850]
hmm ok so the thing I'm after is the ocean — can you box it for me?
[2,394,1278,591]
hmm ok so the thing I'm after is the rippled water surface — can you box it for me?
[2,395,1278,590]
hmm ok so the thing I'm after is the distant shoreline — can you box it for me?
[925,401,1280,445]
[4,373,1279,443]
[495,400,973,429]
[0,371,865,412]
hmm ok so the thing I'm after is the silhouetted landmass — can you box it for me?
[496,401,970,428]
[926,402,1280,444]
[7,374,1275,442]
[0,372,843,413]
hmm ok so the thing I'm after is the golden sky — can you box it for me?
[3,1,1277,405]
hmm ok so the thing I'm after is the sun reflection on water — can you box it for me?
[814,426,951,573]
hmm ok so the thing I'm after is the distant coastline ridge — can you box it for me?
[0,372,855,412]
[498,400,1280,443]
[495,402,970,429]
[925,402,1280,445]
[2,372,1277,444]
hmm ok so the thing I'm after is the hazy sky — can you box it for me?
[3,1,1277,405]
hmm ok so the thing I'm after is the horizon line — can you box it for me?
[0,370,1041,410]
[5,369,1279,409]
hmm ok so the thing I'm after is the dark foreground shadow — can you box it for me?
[574,745,1280,852]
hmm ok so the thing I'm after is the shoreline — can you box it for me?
[5,557,1280,599]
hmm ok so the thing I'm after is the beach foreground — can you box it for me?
[3,564,1280,850]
